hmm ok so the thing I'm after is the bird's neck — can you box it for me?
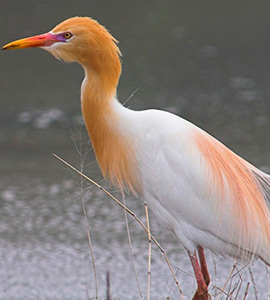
[81,66,141,194]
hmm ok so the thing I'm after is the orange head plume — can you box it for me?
[2,17,122,93]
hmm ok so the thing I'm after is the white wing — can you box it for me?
[130,108,270,263]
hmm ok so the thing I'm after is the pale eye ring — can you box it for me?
[63,32,72,40]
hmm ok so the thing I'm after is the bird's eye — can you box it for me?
[63,32,72,40]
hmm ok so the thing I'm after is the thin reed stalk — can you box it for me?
[106,272,111,300]
[243,282,250,300]
[248,267,258,300]
[121,191,144,299]
[216,260,237,300]
[144,201,151,300]
[81,185,98,299]
[266,266,270,300]
[71,131,98,299]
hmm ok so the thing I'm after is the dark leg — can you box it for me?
[188,250,209,300]
[198,246,210,286]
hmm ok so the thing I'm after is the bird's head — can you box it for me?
[3,17,121,74]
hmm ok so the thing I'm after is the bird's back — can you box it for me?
[129,107,270,264]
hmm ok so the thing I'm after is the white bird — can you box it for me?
[3,17,270,299]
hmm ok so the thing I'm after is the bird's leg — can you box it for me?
[197,246,210,286]
[188,251,209,300]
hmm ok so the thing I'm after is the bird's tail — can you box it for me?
[195,130,270,265]
[250,168,270,265]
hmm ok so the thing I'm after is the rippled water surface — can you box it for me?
[1,1,270,299]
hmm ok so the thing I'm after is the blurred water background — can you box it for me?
[1,1,270,299]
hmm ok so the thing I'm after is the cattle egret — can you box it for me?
[3,17,270,299]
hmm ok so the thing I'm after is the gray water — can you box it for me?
[1,1,270,299]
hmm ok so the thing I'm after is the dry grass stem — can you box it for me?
[266,266,270,300]
[81,186,98,299]
[227,266,242,298]
[123,87,139,106]
[170,261,194,278]
[216,260,237,300]
[211,253,218,298]
[53,154,183,299]
[228,276,242,299]
[71,131,98,299]
[106,272,111,300]
[243,282,250,300]
[213,262,253,300]
[234,276,243,300]
[213,286,238,300]
[121,191,144,299]
[144,201,152,300]
[248,267,258,300]
[226,264,243,300]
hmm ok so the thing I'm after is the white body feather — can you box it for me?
[112,99,270,263]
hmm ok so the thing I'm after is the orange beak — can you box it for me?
[2,32,60,50]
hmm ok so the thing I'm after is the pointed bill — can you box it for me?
[2,33,59,50]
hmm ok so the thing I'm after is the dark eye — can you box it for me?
[63,32,72,39]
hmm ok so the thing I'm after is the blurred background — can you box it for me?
[1,0,270,299]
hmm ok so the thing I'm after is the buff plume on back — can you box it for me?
[195,130,270,264]
[3,16,270,299]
